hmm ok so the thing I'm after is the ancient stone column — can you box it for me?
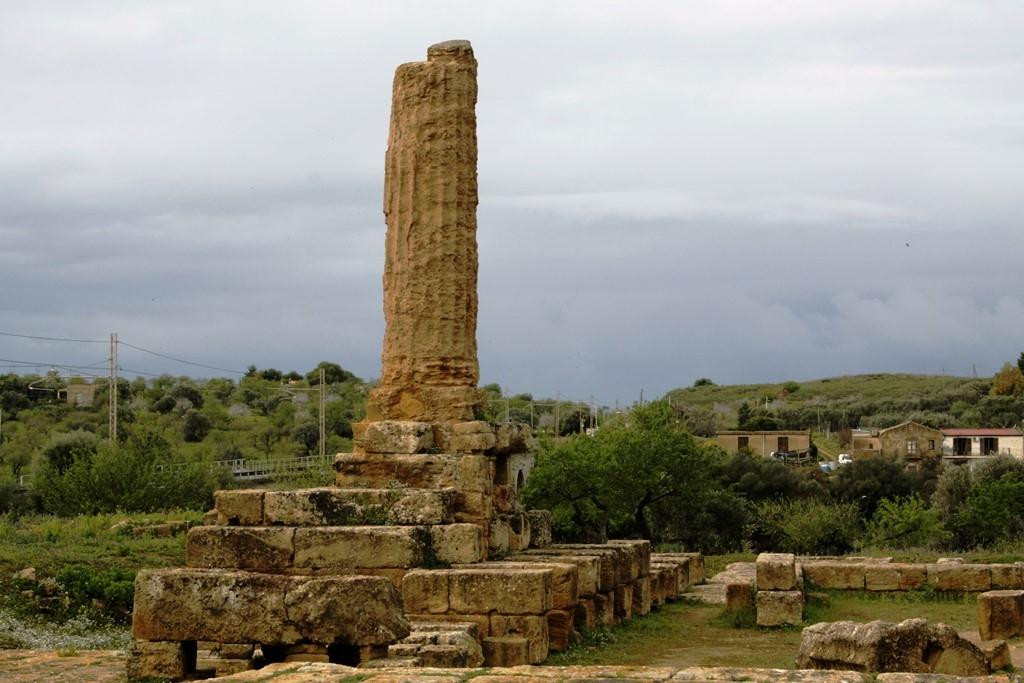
[366,40,482,423]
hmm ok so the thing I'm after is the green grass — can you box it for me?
[545,590,979,669]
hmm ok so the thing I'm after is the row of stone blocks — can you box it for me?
[798,559,1024,592]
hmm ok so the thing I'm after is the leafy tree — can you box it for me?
[864,496,949,549]
[182,410,212,442]
[749,498,861,554]
[736,401,751,429]
[720,452,825,501]
[260,368,283,382]
[152,394,176,414]
[41,431,100,475]
[831,457,921,517]
[1018,352,1024,376]
[307,361,355,386]
[523,401,731,545]
[693,378,715,387]
[171,384,204,409]
[990,362,1024,397]
[292,421,320,454]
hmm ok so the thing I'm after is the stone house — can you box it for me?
[715,430,812,457]
[941,428,1024,468]
[850,428,881,460]
[58,381,96,407]
[877,421,942,462]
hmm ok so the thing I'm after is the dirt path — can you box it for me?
[0,649,126,682]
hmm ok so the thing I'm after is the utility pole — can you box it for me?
[108,332,118,443]
[529,401,534,430]
[319,367,326,458]
[554,393,560,436]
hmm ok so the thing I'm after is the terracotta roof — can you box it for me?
[941,428,1023,437]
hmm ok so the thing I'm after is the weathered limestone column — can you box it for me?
[367,39,482,424]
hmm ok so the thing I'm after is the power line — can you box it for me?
[118,340,246,375]
[0,357,110,373]
[0,331,106,344]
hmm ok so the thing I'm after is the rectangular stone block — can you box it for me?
[403,569,450,614]
[431,523,485,564]
[654,552,704,585]
[449,568,553,615]
[650,568,666,607]
[490,614,549,663]
[652,558,689,595]
[546,609,575,652]
[614,582,634,623]
[927,563,992,592]
[803,561,865,590]
[593,591,615,627]
[127,640,195,681]
[456,561,577,610]
[632,576,651,617]
[133,569,408,646]
[195,657,251,677]
[609,539,651,577]
[527,510,552,547]
[896,563,927,590]
[263,487,456,526]
[574,597,597,630]
[864,564,901,591]
[756,590,803,627]
[756,553,798,591]
[517,551,601,596]
[293,526,423,570]
[334,452,493,495]
[978,590,1024,640]
[361,420,434,454]
[186,526,294,572]
[408,612,490,638]
[482,636,529,667]
[551,545,624,590]
[990,563,1024,590]
[725,582,754,611]
[214,489,264,526]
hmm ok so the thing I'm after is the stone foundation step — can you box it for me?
[402,567,555,616]
[186,523,484,572]
[213,486,458,527]
[651,551,705,585]
[365,620,484,668]
[452,561,580,610]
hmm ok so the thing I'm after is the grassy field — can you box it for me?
[546,590,979,669]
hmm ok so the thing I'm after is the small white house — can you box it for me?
[940,428,1024,467]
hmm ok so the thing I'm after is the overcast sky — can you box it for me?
[1,1,1022,404]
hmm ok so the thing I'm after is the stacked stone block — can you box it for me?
[800,557,1024,592]
[978,589,1024,640]
[755,552,804,627]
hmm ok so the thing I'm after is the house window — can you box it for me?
[982,437,998,456]
[737,436,749,451]
[907,440,918,455]
[928,440,935,451]
[954,438,970,455]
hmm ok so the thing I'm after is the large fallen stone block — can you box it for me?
[262,487,456,526]
[796,618,991,676]
[756,553,798,591]
[132,569,408,646]
[927,563,992,592]
[725,582,754,611]
[803,561,865,590]
[978,590,1024,640]
[489,613,549,663]
[186,526,294,572]
[756,590,803,627]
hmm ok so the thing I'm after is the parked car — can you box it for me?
[837,453,852,465]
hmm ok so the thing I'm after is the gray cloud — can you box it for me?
[1,2,1022,403]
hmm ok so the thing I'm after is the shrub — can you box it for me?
[749,498,862,555]
[54,566,135,623]
[182,409,212,442]
[863,496,949,549]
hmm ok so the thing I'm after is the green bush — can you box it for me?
[54,565,135,623]
[863,496,949,549]
[750,498,862,555]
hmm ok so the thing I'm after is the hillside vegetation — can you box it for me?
[665,372,1024,436]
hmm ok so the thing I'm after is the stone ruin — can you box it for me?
[125,40,702,681]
